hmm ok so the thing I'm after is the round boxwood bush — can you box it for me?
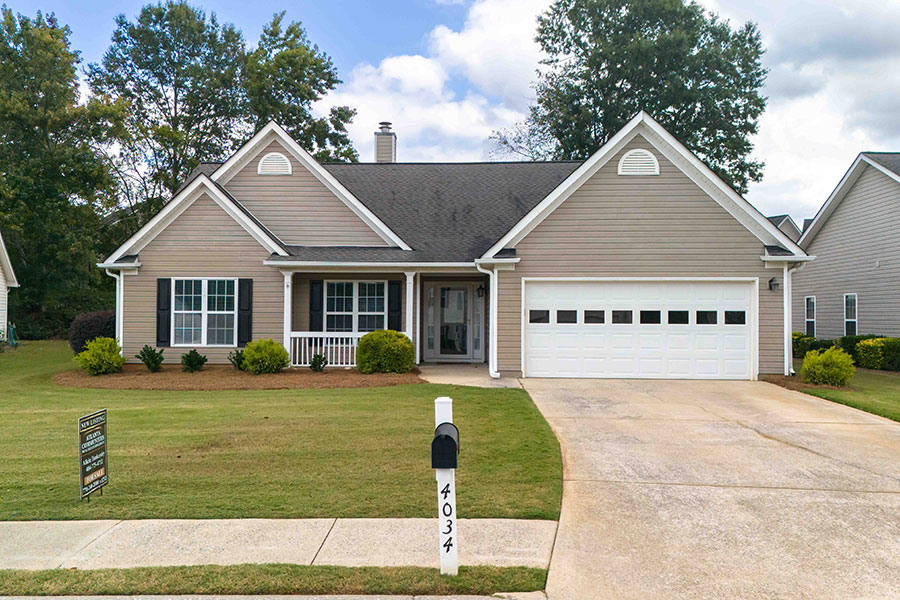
[801,347,855,386]
[74,337,125,376]
[242,339,290,374]
[357,330,414,374]
[68,310,116,354]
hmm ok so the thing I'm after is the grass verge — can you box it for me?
[0,341,561,520]
[763,360,900,422]
[0,564,546,596]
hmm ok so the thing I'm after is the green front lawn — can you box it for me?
[779,359,900,422]
[0,341,561,520]
[0,564,546,596]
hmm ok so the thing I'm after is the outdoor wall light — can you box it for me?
[476,284,486,298]
[768,277,780,291]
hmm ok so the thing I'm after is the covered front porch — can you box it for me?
[276,267,491,369]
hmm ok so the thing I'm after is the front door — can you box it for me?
[440,287,468,356]
[423,282,485,362]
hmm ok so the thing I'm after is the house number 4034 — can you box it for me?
[436,469,458,575]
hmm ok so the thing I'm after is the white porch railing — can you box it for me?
[289,332,366,368]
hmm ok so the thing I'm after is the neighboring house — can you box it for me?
[0,230,19,340]
[99,112,808,379]
[794,152,900,340]
[767,214,802,242]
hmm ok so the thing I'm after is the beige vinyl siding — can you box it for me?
[497,134,784,375]
[290,273,410,333]
[122,194,283,363]
[223,140,388,247]
[793,165,900,339]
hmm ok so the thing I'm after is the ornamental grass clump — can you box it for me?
[357,330,414,374]
[801,347,855,387]
[242,339,290,374]
[75,337,125,376]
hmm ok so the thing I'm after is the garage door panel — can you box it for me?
[525,281,754,380]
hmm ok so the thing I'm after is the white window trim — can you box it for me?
[844,293,858,336]
[805,295,816,338]
[171,278,239,347]
[324,280,388,334]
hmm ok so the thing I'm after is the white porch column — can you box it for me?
[414,274,422,364]
[784,262,792,376]
[283,272,292,354]
[404,271,415,342]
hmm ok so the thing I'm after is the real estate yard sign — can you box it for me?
[79,409,108,499]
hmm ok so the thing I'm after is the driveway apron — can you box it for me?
[522,378,900,600]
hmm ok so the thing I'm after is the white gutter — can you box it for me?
[760,255,815,262]
[97,262,142,269]
[475,261,500,379]
[263,260,480,268]
[104,269,123,355]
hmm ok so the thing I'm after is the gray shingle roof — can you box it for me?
[320,162,582,261]
[862,152,900,177]
[175,162,223,195]
[767,215,788,226]
[764,245,793,256]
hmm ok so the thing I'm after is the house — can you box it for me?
[766,214,802,242]
[794,152,900,339]
[0,229,19,340]
[99,112,809,379]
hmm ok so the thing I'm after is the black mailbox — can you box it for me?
[432,422,459,469]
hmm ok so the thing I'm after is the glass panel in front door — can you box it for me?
[440,287,467,355]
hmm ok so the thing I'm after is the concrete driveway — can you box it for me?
[522,379,900,600]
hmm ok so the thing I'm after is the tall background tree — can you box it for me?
[89,2,357,228]
[493,0,767,194]
[0,8,122,338]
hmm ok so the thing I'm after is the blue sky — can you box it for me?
[14,0,900,222]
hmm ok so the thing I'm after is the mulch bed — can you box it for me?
[761,373,845,392]
[53,364,424,391]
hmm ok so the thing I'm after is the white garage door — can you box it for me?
[524,280,756,379]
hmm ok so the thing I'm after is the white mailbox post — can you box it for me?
[432,396,459,576]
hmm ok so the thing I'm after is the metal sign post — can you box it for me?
[79,409,108,500]
[432,397,459,576]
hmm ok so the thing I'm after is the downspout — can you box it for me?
[105,269,122,355]
[475,262,500,378]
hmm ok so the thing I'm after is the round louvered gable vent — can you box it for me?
[257,152,292,175]
[617,149,659,176]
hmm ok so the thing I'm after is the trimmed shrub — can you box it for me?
[357,330,414,374]
[242,339,290,375]
[309,353,328,372]
[837,334,880,364]
[181,349,207,372]
[801,347,855,386]
[882,338,900,371]
[792,332,813,359]
[75,337,125,376]
[228,349,245,371]
[68,311,115,354]
[135,345,165,372]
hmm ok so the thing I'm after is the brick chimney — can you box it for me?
[374,121,396,162]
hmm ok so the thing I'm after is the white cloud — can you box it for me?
[318,0,548,162]
[429,0,549,109]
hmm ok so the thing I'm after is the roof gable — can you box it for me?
[211,122,410,250]
[800,153,900,247]
[481,111,807,260]
[101,175,288,266]
[0,230,18,287]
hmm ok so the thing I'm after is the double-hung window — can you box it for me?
[325,281,387,333]
[805,296,816,337]
[844,293,857,336]
[173,278,237,346]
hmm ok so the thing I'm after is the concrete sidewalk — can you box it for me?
[3,595,546,600]
[0,518,556,571]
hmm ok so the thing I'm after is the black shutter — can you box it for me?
[237,279,253,346]
[388,280,402,331]
[309,280,324,332]
[156,278,171,347]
